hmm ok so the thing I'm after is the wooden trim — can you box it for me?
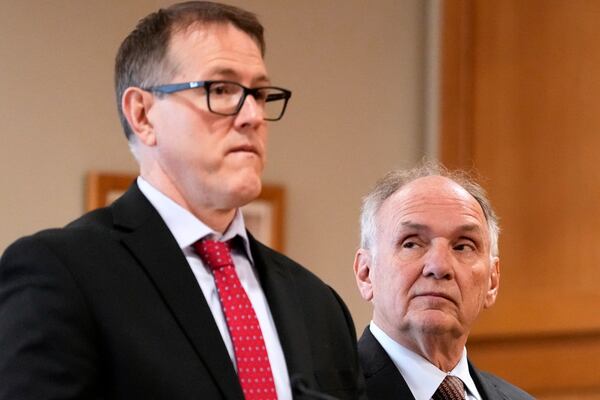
[253,184,285,252]
[85,171,135,211]
[438,0,475,168]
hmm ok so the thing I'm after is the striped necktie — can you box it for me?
[432,375,465,400]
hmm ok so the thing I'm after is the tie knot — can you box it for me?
[193,239,233,270]
[433,375,465,400]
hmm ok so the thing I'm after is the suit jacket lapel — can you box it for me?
[359,325,515,400]
[469,361,509,400]
[248,236,315,385]
[111,184,244,400]
[358,327,414,400]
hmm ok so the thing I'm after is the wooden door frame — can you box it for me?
[438,0,474,169]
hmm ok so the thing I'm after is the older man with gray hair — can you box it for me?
[353,164,533,400]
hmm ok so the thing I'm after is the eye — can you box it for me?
[453,240,476,252]
[253,89,268,101]
[402,241,419,249]
[400,235,423,250]
[210,82,238,96]
[396,235,427,261]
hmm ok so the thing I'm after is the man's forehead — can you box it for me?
[382,176,487,225]
[402,175,470,197]
[166,22,266,79]
[169,22,262,57]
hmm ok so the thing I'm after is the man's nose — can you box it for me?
[422,242,454,280]
[234,94,263,128]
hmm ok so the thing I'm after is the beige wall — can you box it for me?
[0,0,427,330]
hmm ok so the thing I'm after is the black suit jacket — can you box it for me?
[358,328,534,400]
[0,184,365,399]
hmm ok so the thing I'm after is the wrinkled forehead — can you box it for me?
[379,176,488,231]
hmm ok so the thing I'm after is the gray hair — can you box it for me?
[360,162,500,257]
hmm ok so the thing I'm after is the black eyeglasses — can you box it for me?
[143,80,292,121]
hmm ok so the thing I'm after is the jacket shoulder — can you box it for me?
[1,206,117,264]
[477,370,535,400]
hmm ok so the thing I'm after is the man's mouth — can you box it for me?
[228,144,259,155]
[413,291,456,304]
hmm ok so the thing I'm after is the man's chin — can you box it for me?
[222,176,262,208]
[226,153,264,171]
[409,310,460,335]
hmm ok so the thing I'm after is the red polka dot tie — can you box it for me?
[432,375,465,400]
[193,239,277,400]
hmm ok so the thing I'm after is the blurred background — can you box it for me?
[1,1,599,397]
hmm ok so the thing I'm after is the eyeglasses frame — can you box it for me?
[143,80,292,121]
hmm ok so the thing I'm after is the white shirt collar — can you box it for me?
[369,321,482,400]
[136,177,253,263]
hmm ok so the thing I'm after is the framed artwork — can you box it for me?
[86,171,285,252]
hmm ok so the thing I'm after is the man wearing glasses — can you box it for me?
[0,2,364,399]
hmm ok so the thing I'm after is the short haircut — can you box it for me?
[114,1,265,140]
[360,162,500,257]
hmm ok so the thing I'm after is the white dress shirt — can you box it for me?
[370,321,482,400]
[138,177,292,400]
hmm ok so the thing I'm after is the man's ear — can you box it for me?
[354,248,374,302]
[122,87,157,147]
[484,256,500,309]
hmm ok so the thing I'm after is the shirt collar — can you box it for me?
[137,177,254,264]
[369,321,482,400]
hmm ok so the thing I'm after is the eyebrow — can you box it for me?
[207,67,270,85]
[400,221,483,236]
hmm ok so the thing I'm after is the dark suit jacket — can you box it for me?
[0,184,365,399]
[358,327,534,400]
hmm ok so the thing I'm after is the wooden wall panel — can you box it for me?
[470,0,600,336]
[440,0,600,395]
[468,333,600,398]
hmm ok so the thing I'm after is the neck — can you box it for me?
[401,334,465,372]
[378,320,467,372]
[140,168,236,234]
[193,207,236,234]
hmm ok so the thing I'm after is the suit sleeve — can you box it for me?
[0,236,102,399]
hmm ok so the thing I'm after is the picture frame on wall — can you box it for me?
[85,171,285,251]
